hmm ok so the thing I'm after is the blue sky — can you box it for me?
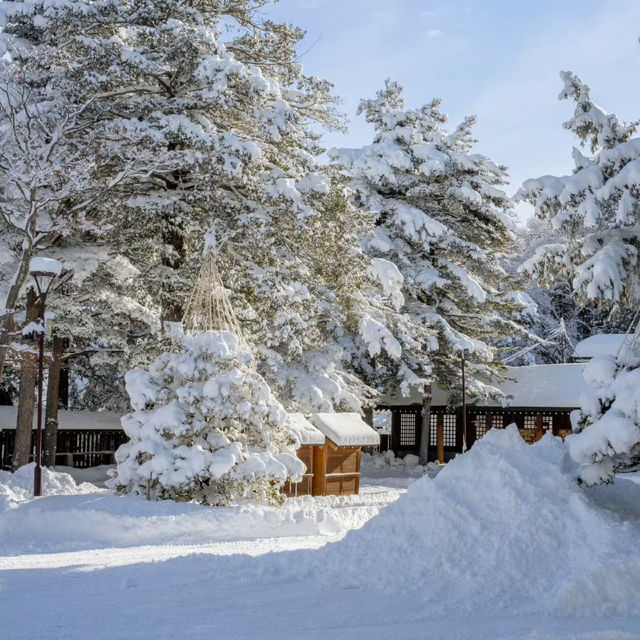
[266,0,640,217]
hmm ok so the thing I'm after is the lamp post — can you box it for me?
[29,257,61,497]
[461,350,467,453]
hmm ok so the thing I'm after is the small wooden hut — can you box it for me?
[309,412,380,496]
[283,413,325,497]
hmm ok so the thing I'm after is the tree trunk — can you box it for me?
[44,335,66,467]
[12,288,39,470]
[59,355,69,409]
[418,382,432,466]
[0,249,34,384]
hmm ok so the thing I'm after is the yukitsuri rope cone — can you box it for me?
[181,233,248,347]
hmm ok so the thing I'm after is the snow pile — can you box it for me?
[323,426,640,616]
[113,330,305,506]
[0,468,398,555]
[0,463,98,511]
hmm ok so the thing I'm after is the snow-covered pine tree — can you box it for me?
[112,329,304,504]
[568,348,640,485]
[518,71,640,484]
[504,216,637,366]
[0,0,401,413]
[333,80,522,408]
[518,71,640,307]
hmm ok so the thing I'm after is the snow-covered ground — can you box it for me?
[2,428,640,640]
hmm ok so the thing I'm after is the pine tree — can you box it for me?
[333,80,521,404]
[0,0,401,414]
[518,71,640,307]
[112,329,304,504]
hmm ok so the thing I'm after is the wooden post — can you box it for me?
[312,444,327,496]
[535,412,543,442]
[418,383,432,465]
[436,413,444,463]
[391,410,400,453]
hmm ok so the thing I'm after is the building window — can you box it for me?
[399,413,417,447]
[474,414,488,439]
[521,414,538,444]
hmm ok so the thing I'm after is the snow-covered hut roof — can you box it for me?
[0,406,122,430]
[574,334,631,359]
[287,413,325,445]
[310,412,380,447]
[380,363,589,409]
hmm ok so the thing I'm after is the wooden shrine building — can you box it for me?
[376,363,588,462]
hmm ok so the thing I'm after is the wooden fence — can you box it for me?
[0,429,129,469]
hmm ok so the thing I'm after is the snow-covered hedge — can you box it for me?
[112,330,304,505]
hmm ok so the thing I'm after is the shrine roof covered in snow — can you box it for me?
[0,406,122,430]
[310,412,380,446]
[381,363,589,409]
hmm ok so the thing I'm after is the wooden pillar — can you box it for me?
[467,411,477,449]
[418,383,432,466]
[535,412,543,442]
[436,413,444,463]
[312,444,327,496]
[391,410,400,453]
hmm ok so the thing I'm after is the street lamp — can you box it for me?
[460,350,468,453]
[29,257,62,497]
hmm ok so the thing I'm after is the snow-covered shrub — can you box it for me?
[568,355,640,484]
[112,331,304,505]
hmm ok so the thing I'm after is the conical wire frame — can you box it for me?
[181,249,248,347]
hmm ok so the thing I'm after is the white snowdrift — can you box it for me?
[0,465,394,555]
[0,463,98,511]
[320,426,640,616]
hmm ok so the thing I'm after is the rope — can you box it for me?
[181,248,248,348]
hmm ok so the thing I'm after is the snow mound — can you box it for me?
[0,463,98,511]
[322,426,640,616]
[0,466,398,555]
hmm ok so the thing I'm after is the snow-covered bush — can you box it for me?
[112,330,304,505]
[568,354,640,484]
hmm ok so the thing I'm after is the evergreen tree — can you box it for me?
[518,70,640,484]
[112,330,304,505]
[333,80,521,403]
[518,71,640,307]
[0,0,401,414]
